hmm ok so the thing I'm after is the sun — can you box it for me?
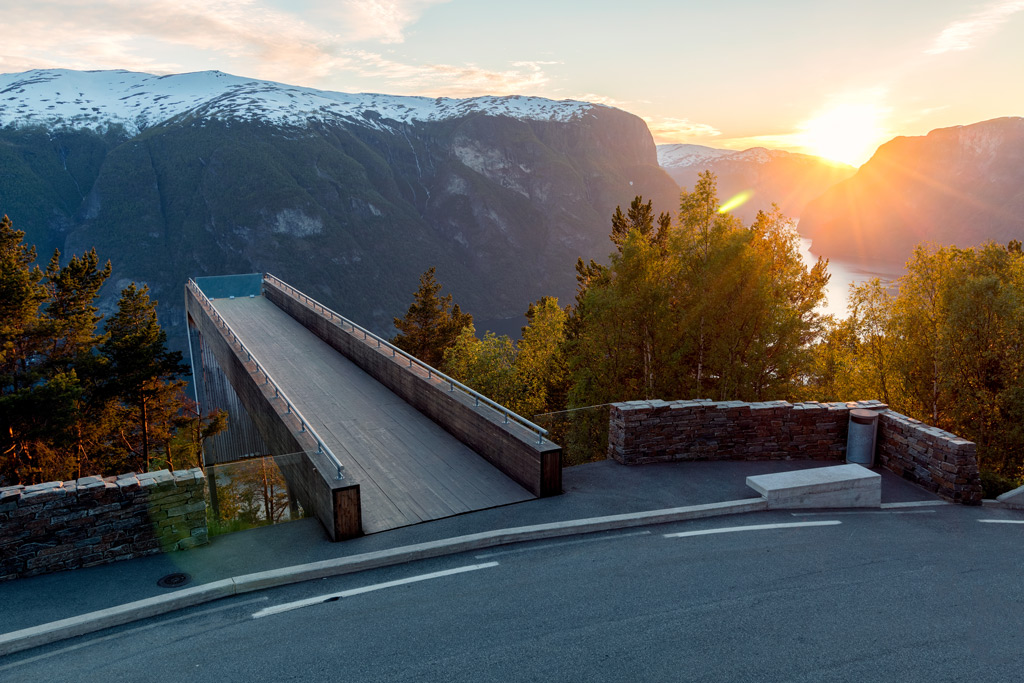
[799,103,887,167]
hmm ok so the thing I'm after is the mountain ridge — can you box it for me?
[0,68,610,136]
[656,143,855,222]
[0,68,678,357]
[799,116,1024,264]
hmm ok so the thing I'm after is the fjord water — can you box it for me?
[798,236,903,319]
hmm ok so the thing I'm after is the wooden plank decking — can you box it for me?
[211,296,533,534]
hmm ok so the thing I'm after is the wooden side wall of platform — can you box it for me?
[264,280,562,498]
[185,287,361,540]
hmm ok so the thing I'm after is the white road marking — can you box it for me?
[791,510,936,516]
[0,597,269,671]
[664,521,841,538]
[880,500,949,508]
[475,530,651,559]
[252,562,499,619]
[977,519,1024,524]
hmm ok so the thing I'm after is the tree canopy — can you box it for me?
[0,214,224,485]
[392,267,472,367]
[568,174,829,409]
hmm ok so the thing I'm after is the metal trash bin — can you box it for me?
[846,409,879,467]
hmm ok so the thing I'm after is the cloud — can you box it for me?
[0,1,556,98]
[0,0,349,81]
[567,93,630,108]
[330,0,452,44]
[643,117,722,143]
[342,52,554,96]
[925,1,1024,54]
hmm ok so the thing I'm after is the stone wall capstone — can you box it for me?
[0,468,208,582]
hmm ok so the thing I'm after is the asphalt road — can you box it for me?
[3,506,1022,682]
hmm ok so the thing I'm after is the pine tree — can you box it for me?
[0,215,47,391]
[100,284,189,472]
[40,248,115,477]
[392,267,473,367]
[0,215,51,483]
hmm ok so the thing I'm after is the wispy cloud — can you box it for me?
[925,1,1024,54]
[343,52,555,96]
[0,0,558,98]
[644,117,722,143]
[333,0,452,43]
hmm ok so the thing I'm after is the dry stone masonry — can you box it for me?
[609,399,981,504]
[0,468,208,582]
[876,411,982,505]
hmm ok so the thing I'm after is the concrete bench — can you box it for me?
[746,464,881,509]
[996,484,1024,509]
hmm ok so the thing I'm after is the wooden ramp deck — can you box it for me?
[211,296,533,534]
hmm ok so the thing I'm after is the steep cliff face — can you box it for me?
[658,144,854,222]
[799,117,1024,265]
[0,69,678,349]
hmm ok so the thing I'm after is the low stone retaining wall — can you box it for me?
[608,399,982,504]
[0,468,208,582]
[877,412,982,505]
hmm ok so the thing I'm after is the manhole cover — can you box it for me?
[157,572,191,588]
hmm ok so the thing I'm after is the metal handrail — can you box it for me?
[263,273,550,445]
[187,279,346,480]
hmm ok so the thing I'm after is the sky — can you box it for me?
[1,0,1022,165]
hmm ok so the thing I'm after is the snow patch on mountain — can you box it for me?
[657,143,830,168]
[656,144,736,168]
[0,69,605,136]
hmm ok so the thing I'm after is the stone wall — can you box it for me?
[877,411,982,505]
[609,399,858,464]
[0,469,208,582]
[608,398,982,505]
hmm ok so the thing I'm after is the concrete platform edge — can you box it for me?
[0,498,768,657]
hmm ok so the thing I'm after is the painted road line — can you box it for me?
[664,521,841,538]
[977,519,1024,524]
[791,510,936,516]
[880,500,949,508]
[252,562,500,619]
[0,597,268,672]
[475,530,651,559]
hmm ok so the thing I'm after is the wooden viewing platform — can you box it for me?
[210,296,533,534]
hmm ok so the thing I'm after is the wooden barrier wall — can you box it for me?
[185,287,362,540]
[263,280,562,498]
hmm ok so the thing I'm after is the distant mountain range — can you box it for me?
[0,68,678,352]
[656,144,855,222]
[800,117,1024,265]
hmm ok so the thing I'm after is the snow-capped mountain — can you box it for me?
[0,68,676,358]
[656,144,736,168]
[0,69,604,136]
[657,143,855,221]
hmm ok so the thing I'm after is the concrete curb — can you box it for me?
[0,497,767,657]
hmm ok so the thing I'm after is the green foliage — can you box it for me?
[392,267,473,367]
[806,241,1024,478]
[0,215,225,485]
[567,174,828,411]
[443,296,568,418]
[979,469,1022,499]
